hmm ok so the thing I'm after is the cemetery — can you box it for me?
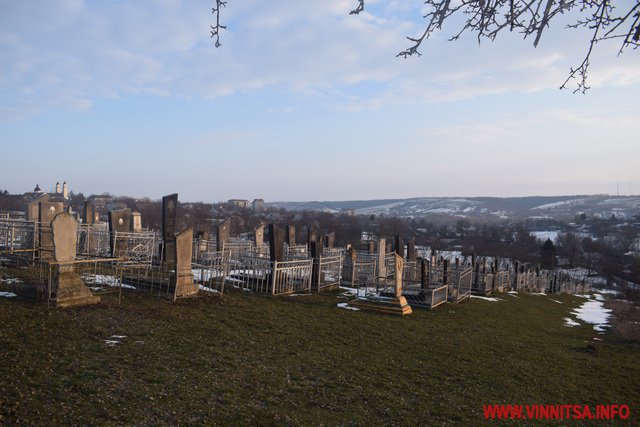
[0,189,596,312]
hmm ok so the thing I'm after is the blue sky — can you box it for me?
[1,0,638,202]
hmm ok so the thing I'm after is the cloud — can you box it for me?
[0,0,638,121]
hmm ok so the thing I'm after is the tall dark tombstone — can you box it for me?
[443,259,449,286]
[83,201,95,225]
[394,236,404,258]
[268,224,284,262]
[162,194,178,267]
[310,240,323,258]
[286,225,296,246]
[420,257,428,289]
[108,208,131,257]
[406,237,416,261]
[216,218,231,252]
[39,201,64,260]
[310,240,324,287]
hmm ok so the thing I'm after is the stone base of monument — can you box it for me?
[348,295,413,316]
[55,271,101,308]
[173,272,199,299]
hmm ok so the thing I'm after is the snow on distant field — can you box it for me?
[530,231,559,242]
[532,198,587,210]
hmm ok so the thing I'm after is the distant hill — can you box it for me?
[268,196,640,221]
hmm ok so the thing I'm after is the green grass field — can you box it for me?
[0,289,637,425]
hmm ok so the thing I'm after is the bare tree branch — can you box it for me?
[210,0,227,48]
[350,0,365,15]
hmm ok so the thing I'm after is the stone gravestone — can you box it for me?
[51,212,100,307]
[131,211,142,232]
[162,194,178,267]
[108,208,131,258]
[348,252,412,315]
[173,228,198,299]
[39,201,64,260]
[307,226,320,245]
[377,238,386,280]
[254,224,265,247]
[394,236,405,258]
[83,201,95,225]
[268,224,284,262]
[407,237,416,262]
[216,218,231,251]
[325,232,335,249]
[286,225,296,246]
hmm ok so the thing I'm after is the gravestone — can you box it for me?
[162,194,178,267]
[308,226,320,245]
[377,238,386,279]
[394,236,404,258]
[348,252,412,315]
[39,201,64,260]
[268,224,284,262]
[51,212,100,308]
[108,208,131,258]
[325,232,335,249]
[131,211,142,232]
[83,201,95,225]
[406,237,416,261]
[254,224,265,247]
[420,257,428,289]
[286,225,296,246]
[173,228,198,299]
[216,218,231,251]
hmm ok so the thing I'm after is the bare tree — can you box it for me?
[212,0,639,92]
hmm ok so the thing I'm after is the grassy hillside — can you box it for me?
[0,290,637,425]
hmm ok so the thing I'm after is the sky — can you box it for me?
[1,0,638,202]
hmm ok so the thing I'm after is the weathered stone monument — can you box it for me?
[254,223,265,247]
[216,218,231,251]
[83,201,95,225]
[173,228,198,299]
[162,194,178,267]
[286,225,296,246]
[348,253,412,316]
[131,211,142,232]
[407,237,416,262]
[39,201,64,260]
[325,232,335,249]
[268,224,284,262]
[308,225,320,245]
[368,240,375,254]
[377,238,386,279]
[51,212,100,308]
[394,236,405,258]
[108,208,131,257]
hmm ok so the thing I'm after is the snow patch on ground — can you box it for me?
[572,298,612,333]
[549,299,563,304]
[199,285,220,293]
[337,302,360,311]
[471,296,502,302]
[0,291,17,298]
[564,317,580,327]
[104,335,126,346]
[288,293,312,297]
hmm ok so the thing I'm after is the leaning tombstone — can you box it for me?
[348,253,412,315]
[216,218,231,252]
[51,212,100,308]
[173,228,198,300]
